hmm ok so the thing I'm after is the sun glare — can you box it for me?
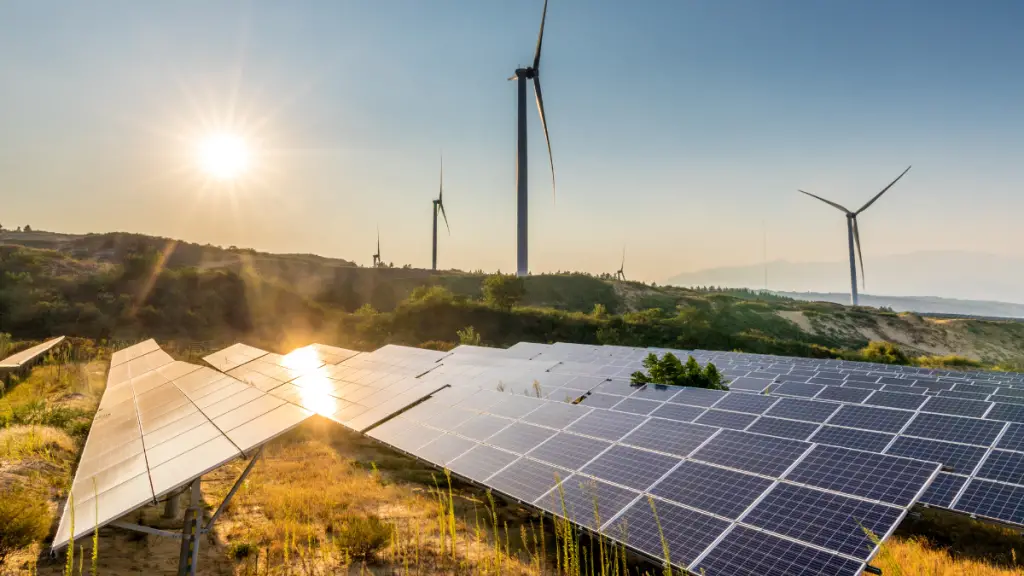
[198,133,250,180]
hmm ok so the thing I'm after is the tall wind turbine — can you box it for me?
[799,165,911,306]
[615,247,626,281]
[372,227,381,268]
[432,153,450,271]
[510,0,556,277]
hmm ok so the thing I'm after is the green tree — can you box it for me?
[482,273,525,311]
[630,352,727,390]
[859,341,910,365]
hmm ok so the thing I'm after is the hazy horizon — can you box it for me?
[3,1,1024,287]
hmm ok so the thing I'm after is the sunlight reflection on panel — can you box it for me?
[281,346,325,373]
[289,368,341,416]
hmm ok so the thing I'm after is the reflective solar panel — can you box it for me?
[727,377,772,393]
[954,478,1024,525]
[536,474,639,530]
[902,413,1004,446]
[746,417,819,441]
[693,525,864,576]
[920,396,991,418]
[816,386,873,403]
[417,433,477,466]
[988,403,1024,424]
[786,445,938,506]
[997,423,1024,451]
[520,401,591,429]
[580,392,624,409]
[975,449,1024,484]
[620,419,718,457]
[712,393,778,415]
[743,483,903,559]
[919,473,968,507]
[580,444,680,491]
[668,387,728,407]
[765,398,840,423]
[487,457,569,502]
[447,445,519,482]
[454,413,513,441]
[649,402,705,422]
[692,430,809,477]
[527,432,612,469]
[886,436,986,475]
[864,391,927,411]
[774,381,825,398]
[486,422,557,454]
[607,497,729,568]
[693,409,758,430]
[826,405,913,434]
[649,460,772,518]
[565,410,646,442]
[808,426,894,452]
[610,397,662,415]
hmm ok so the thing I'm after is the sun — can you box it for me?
[197,133,251,180]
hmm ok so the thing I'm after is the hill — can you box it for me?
[776,291,1024,319]
[2,230,1024,367]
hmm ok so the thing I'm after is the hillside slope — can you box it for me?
[2,230,1024,365]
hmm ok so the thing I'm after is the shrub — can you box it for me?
[630,353,727,390]
[917,354,983,369]
[331,514,393,559]
[228,541,257,561]
[419,340,456,352]
[0,487,50,565]
[859,341,910,365]
[456,326,482,346]
[482,274,526,311]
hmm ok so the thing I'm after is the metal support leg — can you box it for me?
[163,493,180,519]
[177,477,202,576]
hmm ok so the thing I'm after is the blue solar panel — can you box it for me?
[988,403,1024,424]
[918,473,968,508]
[998,423,1024,452]
[628,383,681,401]
[902,413,1004,446]
[746,417,819,441]
[809,426,894,453]
[885,436,986,475]
[765,398,840,423]
[669,387,728,407]
[527,432,611,470]
[486,422,557,454]
[448,445,519,482]
[864,391,927,411]
[520,401,590,429]
[487,457,569,502]
[693,526,864,576]
[693,409,758,430]
[607,497,730,568]
[692,430,809,477]
[580,444,680,491]
[620,418,718,457]
[920,396,991,418]
[727,377,772,393]
[816,386,873,403]
[610,397,662,415]
[976,450,1024,484]
[712,393,779,414]
[786,445,939,506]
[579,392,622,409]
[742,483,903,559]
[826,405,913,434]
[774,382,825,398]
[535,474,638,530]
[565,410,646,442]
[649,402,706,422]
[649,460,773,519]
[954,479,1024,525]
[454,413,514,441]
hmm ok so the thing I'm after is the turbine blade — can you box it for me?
[508,74,518,81]
[797,190,850,213]
[856,165,911,215]
[439,151,444,202]
[853,217,865,289]
[534,76,556,201]
[620,246,625,270]
[533,0,548,71]
[440,203,450,234]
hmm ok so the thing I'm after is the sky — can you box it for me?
[2,0,1024,293]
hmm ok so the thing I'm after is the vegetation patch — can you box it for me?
[630,352,727,390]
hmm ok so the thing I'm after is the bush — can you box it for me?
[917,354,983,369]
[418,340,456,352]
[859,341,910,365]
[0,487,50,564]
[331,514,393,559]
[228,541,257,561]
[630,353,727,390]
[456,326,482,346]
[482,274,526,311]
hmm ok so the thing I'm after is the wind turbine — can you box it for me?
[798,166,911,306]
[510,0,556,277]
[372,227,381,268]
[432,153,450,271]
[615,247,626,281]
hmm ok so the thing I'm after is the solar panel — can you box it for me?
[629,383,684,401]
[920,396,992,418]
[668,387,728,407]
[692,430,809,477]
[786,445,938,506]
[826,405,913,434]
[809,426,895,452]
[988,403,1024,424]
[416,433,477,466]
[0,335,65,370]
[975,450,1024,484]
[742,483,903,559]
[606,497,730,568]
[902,413,1005,446]
[650,460,773,518]
[864,391,928,411]
[886,436,987,475]
[727,377,772,393]
[536,474,639,530]
[620,419,718,457]
[746,417,820,441]
[693,409,758,430]
[527,432,612,469]
[447,445,519,482]
[202,343,268,372]
[610,397,662,415]
[816,386,873,403]
[579,392,623,409]
[774,381,825,398]
[954,479,1024,524]
[565,410,646,442]
[918,473,968,507]
[486,422,557,454]
[712,393,779,414]
[520,401,591,429]
[487,457,569,502]
[997,423,1024,451]
[649,402,706,422]
[580,444,680,491]
[453,413,513,441]
[765,398,840,423]
[692,525,865,576]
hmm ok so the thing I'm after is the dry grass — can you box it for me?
[880,536,1024,575]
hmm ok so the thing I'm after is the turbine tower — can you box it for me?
[432,153,450,271]
[615,247,626,281]
[372,227,381,268]
[510,0,555,277]
[799,166,911,306]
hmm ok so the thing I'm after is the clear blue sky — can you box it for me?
[2,0,1023,286]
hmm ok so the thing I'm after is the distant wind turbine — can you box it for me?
[615,247,626,281]
[798,165,912,306]
[372,227,381,268]
[510,0,556,277]
[432,153,450,271]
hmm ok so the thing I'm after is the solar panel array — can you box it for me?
[367,345,943,575]
[0,335,66,370]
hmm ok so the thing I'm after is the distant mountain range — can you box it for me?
[667,251,1024,318]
